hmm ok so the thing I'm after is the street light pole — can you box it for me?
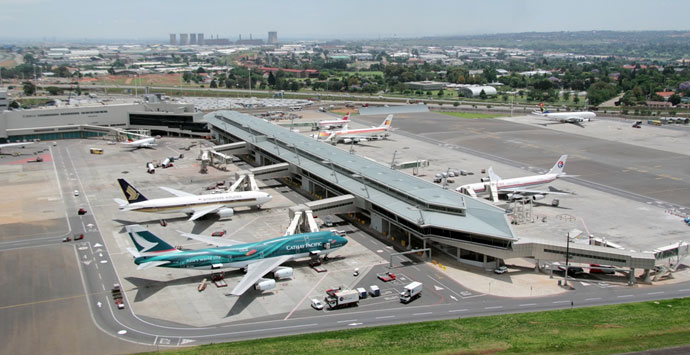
[564,232,570,288]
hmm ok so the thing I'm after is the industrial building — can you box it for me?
[404,81,447,91]
[0,89,8,111]
[203,111,676,282]
[268,31,278,45]
[459,85,497,98]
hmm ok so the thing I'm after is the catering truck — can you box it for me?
[400,281,423,303]
[325,289,359,309]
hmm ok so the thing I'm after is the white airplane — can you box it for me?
[531,103,596,128]
[0,142,33,153]
[457,155,574,202]
[122,132,156,149]
[318,112,350,130]
[114,178,272,221]
[318,114,393,144]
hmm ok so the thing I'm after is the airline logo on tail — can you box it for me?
[131,231,159,253]
[126,186,140,201]
[539,102,549,113]
[557,160,564,169]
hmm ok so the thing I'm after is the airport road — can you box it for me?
[5,140,689,351]
[354,113,690,209]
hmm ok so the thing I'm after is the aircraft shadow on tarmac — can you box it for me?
[113,213,260,235]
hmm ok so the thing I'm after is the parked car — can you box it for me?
[311,298,324,310]
[494,266,508,274]
[62,237,72,242]
[74,190,80,196]
[77,208,87,215]
[211,230,227,237]
[377,272,397,282]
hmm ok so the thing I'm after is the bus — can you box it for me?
[89,148,104,155]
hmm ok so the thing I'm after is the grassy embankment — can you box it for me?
[143,298,690,355]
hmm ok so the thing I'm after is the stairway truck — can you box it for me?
[325,289,359,309]
[400,281,423,304]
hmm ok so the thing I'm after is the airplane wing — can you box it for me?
[160,186,195,197]
[189,205,224,221]
[0,142,33,148]
[176,230,242,247]
[230,255,293,296]
[499,187,572,196]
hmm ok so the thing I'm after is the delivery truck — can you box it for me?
[325,289,359,309]
[400,281,423,303]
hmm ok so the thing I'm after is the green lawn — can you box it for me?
[142,298,690,355]
[439,111,505,119]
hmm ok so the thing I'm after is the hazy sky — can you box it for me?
[1,0,689,41]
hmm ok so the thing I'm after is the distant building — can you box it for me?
[169,34,176,45]
[190,33,197,45]
[459,86,497,98]
[179,33,189,45]
[268,31,278,45]
[236,33,264,45]
[258,67,319,79]
[197,33,204,46]
[646,101,672,108]
[404,81,446,91]
[655,91,675,101]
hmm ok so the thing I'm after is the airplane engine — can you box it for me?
[531,194,545,201]
[359,138,368,142]
[254,279,276,291]
[273,267,293,280]
[309,250,321,257]
[217,208,234,218]
[342,138,352,144]
[480,177,491,182]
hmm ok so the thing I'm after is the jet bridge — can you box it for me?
[284,195,357,236]
[230,163,291,192]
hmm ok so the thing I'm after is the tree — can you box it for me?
[479,89,487,100]
[437,89,444,97]
[209,79,217,88]
[54,65,71,78]
[561,91,571,102]
[9,101,19,109]
[182,71,192,83]
[22,81,36,96]
[669,94,681,106]
[573,95,580,104]
[267,72,276,86]
[45,86,61,95]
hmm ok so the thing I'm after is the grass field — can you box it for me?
[439,111,505,119]
[143,298,690,355]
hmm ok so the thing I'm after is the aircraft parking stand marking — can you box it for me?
[586,297,602,301]
[519,303,537,307]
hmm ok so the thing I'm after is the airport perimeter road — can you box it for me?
[51,145,690,349]
[353,113,690,209]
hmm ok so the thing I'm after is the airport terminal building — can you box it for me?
[205,111,674,281]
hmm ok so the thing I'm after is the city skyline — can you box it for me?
[0,0,689,42]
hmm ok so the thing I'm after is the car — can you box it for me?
[377,272,397,282]
[494,266,508,274]
[74,234,84,240]
[74,190,79,196]
[160,219,168,227]
[62,237,72,242]
[77,208,87,215]
[310,299,324,310]
[323,217,334,227]
[211,230,226,237]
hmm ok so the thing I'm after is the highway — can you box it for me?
[2,139,689,351]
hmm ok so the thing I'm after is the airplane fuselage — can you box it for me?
[461,174,559,195]
[320,127,390,141]
[134,231,346,270]
[121,191,271,214]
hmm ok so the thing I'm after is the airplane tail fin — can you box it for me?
[343,112,350,121]
[539,102,549,113]
[487,167,501,181]
[379,114,393,129]
[547,155,568,176]
[117,178,148,203]
[125,224,179,254]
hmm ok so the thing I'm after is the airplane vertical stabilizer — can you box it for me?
[118,178,148,203]
[547,155,568,175]
[125,224,179,254]
[379,114,394,128]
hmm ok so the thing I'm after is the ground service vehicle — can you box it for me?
[78,208,87,215]
[377,272,396,282]
[89,148,104,155]
[311,299,324,310]
[74,234,84,240]
[325,289,359,309]
[357,287,368,299]
[369,285,381,297]
[400,281,423,303]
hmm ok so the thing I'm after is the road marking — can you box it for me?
[585,297,602,301]
[375,315,395,319]
[180,339,196,345]
[553,300,570,304]
[485,306,503,310]
[678,289,690,292]
[284,272,330,320]
[519,303,537,307]
[618,295,634,298]
[449,295,458,302]
[412,266,420,271]
[448,309,467,313]
[348,323,363,326]
[337,319,357,323]
[647,291,664,295]
[434,285,444,291]
[413,312,432,316]
[117,330,127,335]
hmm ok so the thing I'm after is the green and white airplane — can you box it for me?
[125,225,348,296]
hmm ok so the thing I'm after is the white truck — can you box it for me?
[400,281,423,303]
[325,289,359,309]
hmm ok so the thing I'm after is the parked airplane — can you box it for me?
[318,112,350,130]
[457,155,574,202]
[114,178,272,221]
[531,103,596,127]
[318,114,393,144]
[125,224,348,296]
[122,132,156,149]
